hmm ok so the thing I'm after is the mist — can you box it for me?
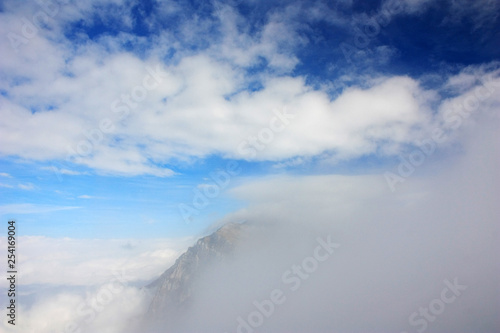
[146,108,499,332]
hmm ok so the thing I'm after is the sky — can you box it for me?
[0,0,499,239]
[0,0,499,332]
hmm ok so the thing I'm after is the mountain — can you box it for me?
[144,222,247,329]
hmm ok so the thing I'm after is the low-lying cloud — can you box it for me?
[147,102,499,332]
[0,236,193,332]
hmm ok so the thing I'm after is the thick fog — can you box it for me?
[147,108,499,332]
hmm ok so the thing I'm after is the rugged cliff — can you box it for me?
[145,222,246,327]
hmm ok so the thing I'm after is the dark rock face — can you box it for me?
[145,222,246,329]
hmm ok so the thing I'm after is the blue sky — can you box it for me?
[1,0,499,239]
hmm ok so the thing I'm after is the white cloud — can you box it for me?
[0,172,12,177]
[444,0,500,29]
[0,177,36,190]
[0,52,490,175]
[0,232,195,333]
[0,285,151,333]
[40,166,89,176]
[6,1,497,176]
[168,104,499,332]
[0,236,193,288]
[381,0,500,29]
[0,233,194,333]
[3,41,493,176]
[18,183,36,190]
[76,194,106,200]
[0,204,80,215]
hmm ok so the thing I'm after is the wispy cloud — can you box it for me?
[77,194,106,199]
[0,182,37,190]
[40,166,89,176]
[77,194,94,199]
[17,182,36,190]
[0,204,81,215]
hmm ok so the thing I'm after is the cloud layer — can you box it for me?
[0,235,194,333]
[0,236,193,288]
[153,97,499,332]
[1,0,498,176]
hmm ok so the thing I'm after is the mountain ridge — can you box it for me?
[144,222,247,327]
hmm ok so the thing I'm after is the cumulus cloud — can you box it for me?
[1,52,481,174]
[4,0,497,177]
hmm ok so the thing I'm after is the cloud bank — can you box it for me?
[1,0,498,177]
[162,95,498,332]
[0,236,193,332]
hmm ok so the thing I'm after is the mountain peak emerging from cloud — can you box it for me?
[145,221,248,328]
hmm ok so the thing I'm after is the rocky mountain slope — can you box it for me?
[144,222,246,328]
